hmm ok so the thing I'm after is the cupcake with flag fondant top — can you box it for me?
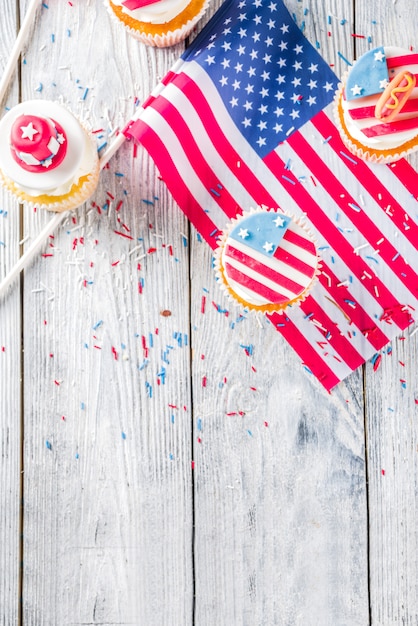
[0,100,100,212]
[334,46,418,163]
[214,207,320,314]
[105,0,209,47]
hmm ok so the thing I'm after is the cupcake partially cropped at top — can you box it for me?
[105,0,210,47]
[334,46,418,163]
[0,100,100,212]
[214,207,320,314]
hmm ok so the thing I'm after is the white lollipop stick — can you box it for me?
[0,0,41,104]
[0,210,67,295]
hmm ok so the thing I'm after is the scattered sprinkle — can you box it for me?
[337,51,352,66]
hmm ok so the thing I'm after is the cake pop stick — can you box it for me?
[0,0,41,104]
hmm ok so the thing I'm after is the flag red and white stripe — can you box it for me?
[126,39,418,391]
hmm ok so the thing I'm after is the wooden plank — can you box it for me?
[355,1,418,623]
[0,2,23,624]
[365,333,418,626]
[191,1,370,624]
[19,1,194,623]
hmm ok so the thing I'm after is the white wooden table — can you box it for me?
[0,1,417,624]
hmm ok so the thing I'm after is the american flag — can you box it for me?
[125,0,418,390]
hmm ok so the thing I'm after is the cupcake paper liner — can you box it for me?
[0,165,100,213]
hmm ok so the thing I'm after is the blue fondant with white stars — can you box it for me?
[229,212,291,257]
[345,46,389,101]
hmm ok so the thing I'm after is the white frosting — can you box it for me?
[0,100,97,198]
[112,0,190,24]
[342,46,418,150]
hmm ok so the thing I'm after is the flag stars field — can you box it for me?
[194,0,338,157]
